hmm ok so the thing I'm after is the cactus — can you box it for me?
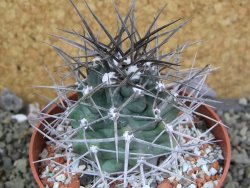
[70,55,180,173]
[31,0,223,187]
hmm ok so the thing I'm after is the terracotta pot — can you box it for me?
[29,94,231,188]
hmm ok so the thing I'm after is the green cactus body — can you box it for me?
[69,62,179,173]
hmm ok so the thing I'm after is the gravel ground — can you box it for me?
[218,97,250,188]
[0,90,249,188]
[0,89,37,188]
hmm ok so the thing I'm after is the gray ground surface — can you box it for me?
[0,90,37,188]
[219,98,250,188]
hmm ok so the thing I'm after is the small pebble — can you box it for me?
[176,184,182,188]
[55,174,66,182]
[182,163,190,172]
[238,98,248,106]
[53,182,59,188]
[56,124,64,132]
[197,158,208,167]
[188,184,196,188]
[78,164,86,171]
[209,167,217,176]
[11,114,27,123]
[14,158,28,173]
[202,180,214,188]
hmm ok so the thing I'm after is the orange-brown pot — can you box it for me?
[29,94,231,188]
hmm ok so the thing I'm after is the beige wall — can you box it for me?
[0,0,249,104]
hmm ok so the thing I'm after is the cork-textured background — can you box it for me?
[0,0,249,104]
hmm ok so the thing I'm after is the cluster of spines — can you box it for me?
[30,0,224,187]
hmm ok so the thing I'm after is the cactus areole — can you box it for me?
[30,0,231,187]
